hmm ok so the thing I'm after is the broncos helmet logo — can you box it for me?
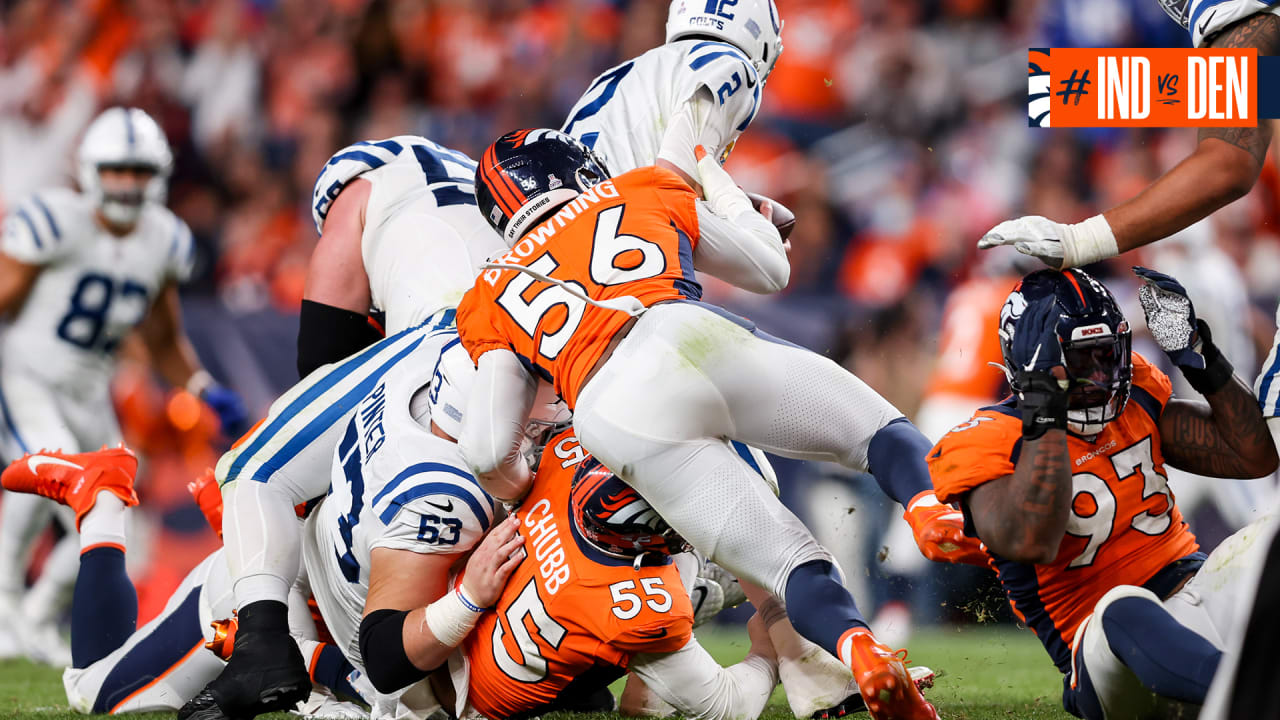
[570,458,689,558]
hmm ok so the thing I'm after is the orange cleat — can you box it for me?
[903,490,991,568]
[206,615,238,660]
[188,467,224,538]
[839,628,938,720]
[1,446,139,529]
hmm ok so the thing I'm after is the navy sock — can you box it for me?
[783,560,868,657]
[312,642,362,701]
[866,418,933,508]
[1101,596,1221,703]
[71,546,137,668]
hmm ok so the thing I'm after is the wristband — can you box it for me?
[455,585,489,613]
[1016,371,1068,440]
[1180,321,1234,395]
[423,588,485,648]
[1063,214,1120,268]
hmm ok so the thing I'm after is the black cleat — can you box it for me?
[178,601,311,720]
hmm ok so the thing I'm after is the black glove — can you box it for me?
[1009,296,1069,440]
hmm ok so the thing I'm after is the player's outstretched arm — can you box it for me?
[1108,14,1279,252]
[460,349,538,503]
[1134,266,1279,478]
[691,147,790,293]
[981,14,1278,267]
[139,283,248,436]
[359,514,524,694]
[967,297,1073,564]
[629,612,779,720]
[298,178,379,378]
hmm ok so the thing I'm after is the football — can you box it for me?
[746,191,796,241]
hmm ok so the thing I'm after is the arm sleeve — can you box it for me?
[459,349,537,502]
[630,639,779,720]
[657,46,762,177]
[296,300,383,378]
[693,201,789,294]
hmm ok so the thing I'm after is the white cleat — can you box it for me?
[291,688,369,719]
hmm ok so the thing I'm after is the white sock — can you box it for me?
[223,481,300,608]
[78,493,128,551]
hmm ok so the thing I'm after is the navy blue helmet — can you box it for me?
[475,128,610,247]
[999,268,1132,435]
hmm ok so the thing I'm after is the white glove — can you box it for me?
[695,145,753,219]
[978,213,1118,269]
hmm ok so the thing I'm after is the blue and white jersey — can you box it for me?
[562,39,762,180]
[311,136,506,335]
[215,312,462,501]
[0,188,193,389]
[1161,0,1280,46]
[302,326,494,667]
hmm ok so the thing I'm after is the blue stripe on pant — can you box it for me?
[92,584,204,713]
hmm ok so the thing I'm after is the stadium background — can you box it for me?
[2,0,1278,639]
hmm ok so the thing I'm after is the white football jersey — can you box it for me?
[1163,0,1280,46]
[0,188,193,388]
[311,137,505,335]
[562,39,763,177]
[302,325,495,668]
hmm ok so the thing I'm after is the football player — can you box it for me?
[0,107,245,663]
[977,4,1280,451]
[928,267,1278,719]
[451,428,782,720]
[457,128,953,720]
[299,136,505,377]
[0,447,367,717]
[180,314,481,719]
[562,0,778,195]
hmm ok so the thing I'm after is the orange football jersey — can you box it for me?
[928,353,1199,673]
[462,430,694,718]
[456,166,701,408]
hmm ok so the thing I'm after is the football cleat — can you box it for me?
[1,447,138,529]
[903,490,991,568]
[810,667,936,719]
[206,616,238,661]
[189,468,225,538]
[839,628,939,720]
[179,601,312,720]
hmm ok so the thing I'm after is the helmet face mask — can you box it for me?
[999,269,1133,437]
[78,107,173,230]
[570,458,689,560]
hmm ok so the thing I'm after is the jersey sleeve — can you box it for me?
[927,409,1023,505]
[647,167,700,245]
[1187,0,1280,47]
[674,42,762,159]
[311,138,408,235]
[2,192,69,265]
[165,213,196,283]
[371,484,495,555]
[1130,352,1174,409]
[456,284,511,364]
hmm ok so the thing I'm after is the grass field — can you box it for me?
[0,625,1073,720]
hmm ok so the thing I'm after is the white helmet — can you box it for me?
[77,107,173,227]
[666,0,784,81]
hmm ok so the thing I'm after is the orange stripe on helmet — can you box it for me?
[508,128,533,147]
[482,144,521,215]
[1065,270,1087,306]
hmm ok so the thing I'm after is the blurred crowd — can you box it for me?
[3,0,1280,627]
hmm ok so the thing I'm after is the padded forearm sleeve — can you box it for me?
[297,299,383,378]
